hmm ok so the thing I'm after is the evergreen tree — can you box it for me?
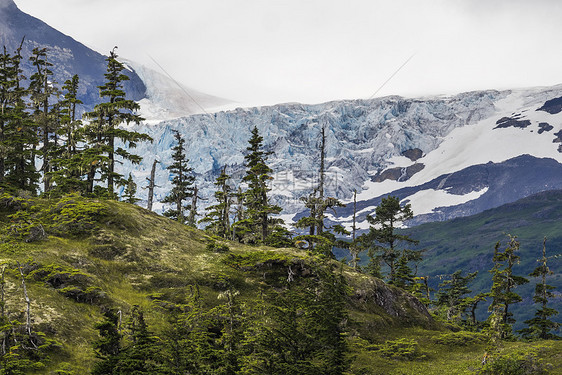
[28,47,57,193]
[519,237,560,340]
[84,47,151,197]
[435,270,478,323]
[49,74,87,195]
[238,126,283,243]
[92,309,122,375]
[123,173,139,204]
[201,166,232,238]
[487,235,528,341]
[360,196,420,283]
[187,185,201,227]
[162,130,195,224]
[294,126,345,256]
[115,306,163,374]
[242,266,350,374]
[145,159,159,212]
[3,42,40,194]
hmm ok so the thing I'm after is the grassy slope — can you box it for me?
[403,190,562,328]
[1,197,560,374]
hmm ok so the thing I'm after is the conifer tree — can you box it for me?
[162,130,195,223]
[116,306,162,374]
[201,166,232,238]
[29,47,57,193]
[294,125,345,256]
[0,46,16,186]
[92,309,122,375]
[238,126,282,243]
[84,47,151,197]
[188,185,201,227]
[3,41,40,194]
[123,173,139,204]
[145,159,159,211]
[435,270,478,323]
[519,237,560,340]
[487,235,528,340]
[360,196,419,283]
[49,74,87,195]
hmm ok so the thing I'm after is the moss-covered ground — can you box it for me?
[0,195,559,374]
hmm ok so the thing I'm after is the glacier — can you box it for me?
[117,82,562,229]
[118,88,507,222]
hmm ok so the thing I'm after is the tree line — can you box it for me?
[0,42,150,199]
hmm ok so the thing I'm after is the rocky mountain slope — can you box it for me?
[0,0,146,109]
[121,84,562,232]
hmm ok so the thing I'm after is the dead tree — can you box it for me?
[145,159,159,211]
[16,262,32,337]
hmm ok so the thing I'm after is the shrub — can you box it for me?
[206,241,230,253]
[479,349,551,375]
[48,194,107,236]
[374,338,425,360]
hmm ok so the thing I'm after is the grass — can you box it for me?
[0,195,559,373]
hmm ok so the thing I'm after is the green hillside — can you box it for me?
[401,190,562,328]
[0,193,559,374]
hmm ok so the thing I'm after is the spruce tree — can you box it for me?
[49,74,87,195]
[360,196,419,283]
[0,46,15,186]
[162,130,195,224]
[435,270,478,323]
[145,159,159,211]
[123,173,139,204]
[294,125,345,256]
[84,47,151,197]
[29,47,57,193]
[519,237,560,340]
[238,126,282,243]
[201,166,232,238]
[116,306,162,374]
[92,309,122,375]
[487,235,528,341]
[3,42,40,194]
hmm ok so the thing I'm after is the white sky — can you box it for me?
[13,0,562,106]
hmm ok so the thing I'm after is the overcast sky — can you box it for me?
[14,0,562,106]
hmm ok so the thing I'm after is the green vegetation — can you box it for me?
[0,41,560,374]
[398,190,562,329]
[0,194,556,373]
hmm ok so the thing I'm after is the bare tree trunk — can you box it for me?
[1,264,6,355]
[17,262,32,337]
[146,159,158,211]
[189,185,198,227]
[316,125,326,234]
[350,189,358,269]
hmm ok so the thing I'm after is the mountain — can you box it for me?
[121,84,562,231]
[0,0,230,115]
[126,59,232,123]
[400,189,562,329]
[5,0,562,231]
[0,0,146,109]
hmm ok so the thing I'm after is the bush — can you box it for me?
[374,338,425,360]
[479,349,551,375]
[48,194,107,236]
[206,241,230,253]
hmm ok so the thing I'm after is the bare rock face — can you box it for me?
[373,163,425,183]
[0,0,147,110]
[537,96,562,114]
[349,275,434,327]
[402,148,424,162]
